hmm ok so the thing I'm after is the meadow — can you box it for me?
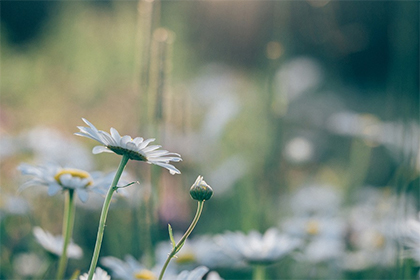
[0,1,419,279]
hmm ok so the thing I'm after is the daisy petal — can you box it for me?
[92,146,112,154]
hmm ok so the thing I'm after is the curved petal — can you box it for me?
[92,146,112,154]
[110,128,121,143]
[77,189,89,203]
[48,183,62,196]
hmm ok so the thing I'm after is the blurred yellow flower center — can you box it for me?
[134,269,156,280]
[374,232,386,248]
[175,252,196,264]
[306,220,320,235]
[54,168,93,186]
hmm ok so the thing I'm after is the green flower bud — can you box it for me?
[189,175,213,201]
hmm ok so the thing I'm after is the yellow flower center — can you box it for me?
[305,220,320,235]
[373,232,386,248]
[54,168,93,186]
[175,252,196,264]
[134,269,156,280]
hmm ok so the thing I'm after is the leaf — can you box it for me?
[168,224,176,248]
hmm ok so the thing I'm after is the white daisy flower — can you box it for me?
[75,118,182,175]
[18,162,115,202]
[173,266,210,280]
[101,255,173,280]
[33,227,82,259]
[79,267,111,280]
[215,228,301,265]
[155,235,237,270]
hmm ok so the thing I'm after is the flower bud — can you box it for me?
[189,175,213,201]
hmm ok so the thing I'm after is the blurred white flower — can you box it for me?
[215,228,301,265]
[301,237,345,263]
[24,126,94,170]
[101,255,170,280]
[0,194,31,215]
[190,64,242,147]
[75,118,182,175]
[0,134,18,159]
[33,227,82,259]
[400,212,420,263]
[283,137,315,164]
[156,235,236,270]
[13,253,45,277]
[280,185,346,263]
[342,188,405,270]
[18,162,115,202]
[282,216,346,239]
[327,111,420,167]
[165,265,223,280]
[275,57,323,102]
[79,267,111,280]
[172,266,211,280]
[288,185,343,215]
[207,155,248,196]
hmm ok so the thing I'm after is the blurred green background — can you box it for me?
[1,1,419,279]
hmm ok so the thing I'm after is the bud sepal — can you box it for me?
[189,175,213,201]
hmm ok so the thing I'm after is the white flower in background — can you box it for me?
[207,155,248,196]
[283,137,315,164]
[341,188,407,271]
[33,227,82,259]
[0,194,31,216]
[156,235,237,270]
[215,228,301,265]
[282,216,346,263]
[0,134,18,159]
[400,213,420,263]
[18,162,115,202]
[13,253,46,277]
[275,57,323,102]
[24,126,94,170]
[101,255,171,280]
[280,185,346,263]
[79,267,111,280]
[326,111,420,167]
[171,266,212,280]
[288,185,343,216]
[165,266,223,280]
[75,118,182,175]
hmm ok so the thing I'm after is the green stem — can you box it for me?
[252,265,266,280]
[158,201,204,280]
[56,189,76,280]
[87,154,129,280]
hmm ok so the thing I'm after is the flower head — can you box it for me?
[189,176,213,201]
[215,228,301,265]
[101,255,171,280]
[173,266,209,280]
[18,162,114,202]
[33,227,82,259]
[401,214,420,263]
[79,267,111,280]
[75,118,182,175]
[155,235,235,270]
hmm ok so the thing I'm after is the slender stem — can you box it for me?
[252,265,266,280]
[158,201,204,280]
[56,189,76,280]
[87,154,129,280]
